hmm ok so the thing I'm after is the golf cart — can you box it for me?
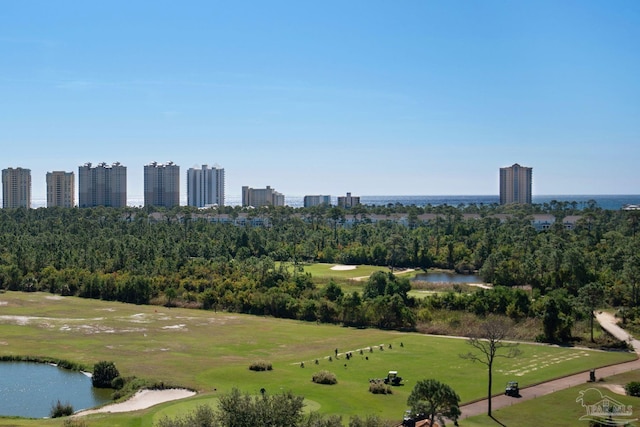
[505,381,519,397]
[384,370,403,386]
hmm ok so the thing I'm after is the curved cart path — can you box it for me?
[458,312,640,420]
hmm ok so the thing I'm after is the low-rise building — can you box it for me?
[337,192,360,208]
[304,195,331,207]
[242,185,285,207]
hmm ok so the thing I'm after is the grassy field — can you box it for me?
[0,291,635,426]
[292,263,417,281]
[462,370,640,426]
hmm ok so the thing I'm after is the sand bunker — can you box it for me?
[467,283,493,290]
[330,265,357,271]
[601,384,626,395]
[75,388,196,416]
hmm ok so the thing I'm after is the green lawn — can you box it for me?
[462,370,640,426]
[0,292,635,426]
[287,262,418,281]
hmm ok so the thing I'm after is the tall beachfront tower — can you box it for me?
[78,162,127,208]
[144,161,180,208]
[46,171,75,207]
[2,167,31,208]
[187,164,225,207]
[500,163,532,205]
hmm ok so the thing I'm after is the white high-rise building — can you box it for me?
[144,161,180,208]
[78,162,127,208]
[187,164,225,207]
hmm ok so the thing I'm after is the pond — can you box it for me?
[0,362,112,418]
[412,271,484,284]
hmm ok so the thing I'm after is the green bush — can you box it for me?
[368,380,392,394]
[625,381,640,397]
[63,419,88,427]
[92,361,120,388]
[50,400,74,418]
[249,360,273,371]
[156,404,216,427]
[111,376,147,400]
[111,375,125,390]
[312,370,337,385]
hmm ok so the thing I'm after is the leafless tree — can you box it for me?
[460,316,522,417]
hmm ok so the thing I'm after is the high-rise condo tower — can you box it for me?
[78,162,127,208]
[144,161,180,208]
[499,163,532,204]
[187,164,225,207]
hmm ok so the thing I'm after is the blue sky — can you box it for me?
[1,1,639,203]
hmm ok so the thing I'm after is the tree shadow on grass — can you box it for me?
[489,414,507,426]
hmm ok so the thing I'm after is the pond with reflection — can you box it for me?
[0,362,111,418]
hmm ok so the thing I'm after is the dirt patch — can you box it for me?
[162,324,187,330]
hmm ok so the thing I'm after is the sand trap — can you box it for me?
[330,265,357,271]
[601,384,626,395]
[75,389,196,416]
[468,283,493,290]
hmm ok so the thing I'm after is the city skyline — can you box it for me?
[1,1,639,201]
[0,159,639,208]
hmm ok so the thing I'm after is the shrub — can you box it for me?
[312,370,337,385]
[92,361,120,388]
[111,375,125,390]
[348,414,389,426]
[416,307,433,322]
[626,382,640,397]
[368,380,392,394]
[157,404,216,427]
[110,376,147,400]
[249,360,273,371]
[63,419,88,427]
[50,400,74,418]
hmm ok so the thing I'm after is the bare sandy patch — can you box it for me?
[467,283,493,290]
[162,324,187,330]
[330,264,357,271]
[75,389,196,416]
[602,384,626,395]
[0,301,7,306]
[46,295,64,301]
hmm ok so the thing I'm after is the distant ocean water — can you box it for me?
[269,195,640,210]
[30,195,639,210]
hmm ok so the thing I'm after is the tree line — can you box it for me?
[0,203,638,339]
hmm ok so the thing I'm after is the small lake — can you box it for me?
[0,362,112,418]
[413,272,484,284]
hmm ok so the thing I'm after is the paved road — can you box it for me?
[458,312,640,420]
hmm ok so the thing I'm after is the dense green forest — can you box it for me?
[0,202,638,341]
